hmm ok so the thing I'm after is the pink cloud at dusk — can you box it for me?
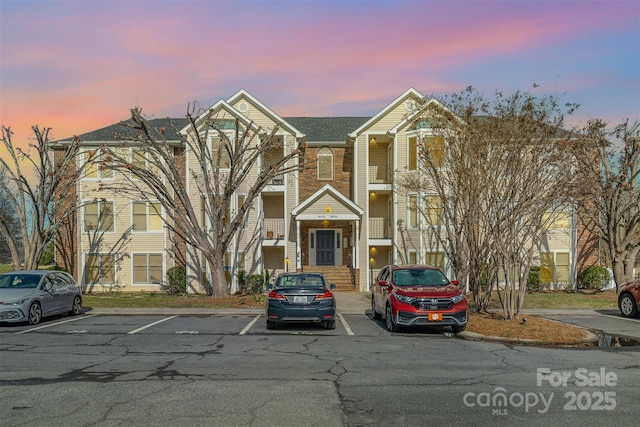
[1,0,638,151]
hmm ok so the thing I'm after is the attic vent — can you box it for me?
[238,102,249,113]
[405,100,417,111]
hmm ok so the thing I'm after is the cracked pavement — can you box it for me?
[1,314,639,426]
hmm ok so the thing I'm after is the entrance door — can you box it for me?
[316,230,335,265]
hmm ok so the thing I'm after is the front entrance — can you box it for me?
[316,230,335,265]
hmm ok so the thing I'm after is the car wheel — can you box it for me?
[385,304,399,332]
[619,293,638,318]
[325,320,336,330]
[371,296,381,320]
[452,325,466,334]
[28,302,42,325]
[266,320,276,330]
[69,296,82,316]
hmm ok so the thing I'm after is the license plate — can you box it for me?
[293,296,308,304]
[428,312,443,321]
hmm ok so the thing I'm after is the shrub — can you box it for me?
[246,274,265,295]
[527,266,542,291]
[579,266,610,290]
[162,266,187,295]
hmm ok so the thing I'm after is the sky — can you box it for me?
[1,0,639,149]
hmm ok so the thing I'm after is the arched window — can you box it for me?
[317,147,333,180]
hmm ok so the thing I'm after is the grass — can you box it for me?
[81,289,619,311]
[470,290,618,311]
[83,292,266,308]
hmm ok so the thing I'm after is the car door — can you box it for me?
[373,267,390,313]
[40,275,58,315]
[52,273,75,313]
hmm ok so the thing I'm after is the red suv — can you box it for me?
[371,265,468,333]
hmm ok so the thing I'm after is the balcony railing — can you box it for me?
[368,164,392,184]
[263,218,285,239]
[369,217,391,239]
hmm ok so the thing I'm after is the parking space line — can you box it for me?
[127,315,177,334]
[16,314,98,334]
[337,313,354,336]
[239,314,262,335]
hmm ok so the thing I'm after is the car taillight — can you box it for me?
[268,290,287,300]
[314,290,334,300]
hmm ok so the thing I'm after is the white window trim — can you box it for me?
[83,200,115,233]
[407,194,419,229]
[317,147,334,180]
[84,252,116,285]
[131,201,164,233]
[131,252,164,285]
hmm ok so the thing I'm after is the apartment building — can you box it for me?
[57,88,596,292]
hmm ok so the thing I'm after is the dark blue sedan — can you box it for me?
[266,273,336,330]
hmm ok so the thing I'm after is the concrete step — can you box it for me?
[302,266,357,292]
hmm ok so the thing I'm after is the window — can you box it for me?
[423,136,444,168]
[85,254,115,284]
[426,195,443,226]
[133,253,163,284]
[84,201,114,232]
[209,136,231,169]
[540,252,570,284]
[84,150,113,179]
[317,147,333,180]
[408,195,418,227]
[408,251,418,265]
[408,137,417,171]
[131,150,158,177]
[133,202,162,232]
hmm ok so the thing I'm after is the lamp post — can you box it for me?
[285,257,290,272]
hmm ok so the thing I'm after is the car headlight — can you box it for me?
[394,293,415,304]
[1,299,27,306]
[451,294,466,304]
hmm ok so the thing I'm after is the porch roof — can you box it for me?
[291,184,364,221]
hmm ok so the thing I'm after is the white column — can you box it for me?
[296,219,301,270]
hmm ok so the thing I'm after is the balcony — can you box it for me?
[369,217,391,239]
[263,218,285,240]
[368,163,392,184]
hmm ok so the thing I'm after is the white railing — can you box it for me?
[368,164,392,183]
[263,218,285,239]
[369,217,387,238]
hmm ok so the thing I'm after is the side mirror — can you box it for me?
[266,283,273,290]
[377,280,388,287]
[329,283,336,290]
[451,280,459,286]
[43,281,53,291]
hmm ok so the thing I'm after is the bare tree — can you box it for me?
[104,106,307,297]
[0,126,86,270]
[397,87,576,319]
[572,119,640,289]
[0,185,23,265]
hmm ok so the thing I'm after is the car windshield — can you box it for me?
[276,274,326,288]
[0,274,42,289]
[392,269,450,287]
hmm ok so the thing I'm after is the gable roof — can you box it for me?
[227,89,306,139]
[348,87,425,138]
[291,184,364,220]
